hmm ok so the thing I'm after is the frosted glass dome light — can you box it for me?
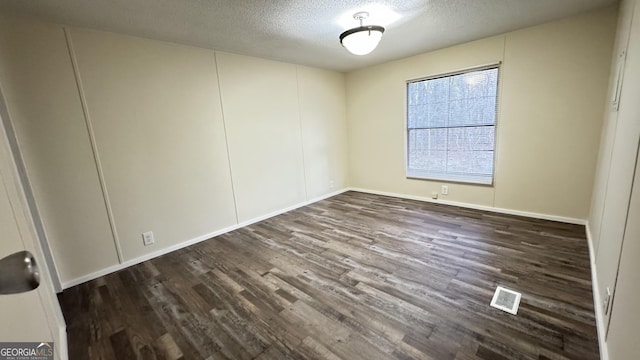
[339,12,385,56]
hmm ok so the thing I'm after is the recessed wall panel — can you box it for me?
[0,19,119,283]
[216,52,306,222]
[69,29,237,261]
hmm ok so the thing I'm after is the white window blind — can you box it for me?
[406,66,499,185]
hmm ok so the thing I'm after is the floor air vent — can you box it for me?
[490,286,521,315]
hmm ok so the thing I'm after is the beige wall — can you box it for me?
[347,36,503,207]
[591,0,640,336]
[589,0,636,255]
[216,55,349,223]
[216,52,306,222]
[297,66,349,199]
[0,19,349,285]
[68,29,238,262]
[0,19,120,282]
[588,0,640,358]
[496,9,616,217]
[346,7,617,220]
[607,144,640,359]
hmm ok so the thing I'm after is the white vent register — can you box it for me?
[490,286,522,315]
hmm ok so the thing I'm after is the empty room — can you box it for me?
[0,0,639,359]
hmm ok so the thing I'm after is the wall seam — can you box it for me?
[492,35,508,208]
[63,27,124,264]
[295,66,309,201]
[213,52,240,224]
[606,137,640,338]
[343,72,353,188]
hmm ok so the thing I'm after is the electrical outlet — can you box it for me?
[431,192,438,200]
[441,185,449,195]
[329,180,335,189]
[142,231,155,246]
[603,287,612,315]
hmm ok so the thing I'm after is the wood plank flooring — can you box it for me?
[58,191,600,360]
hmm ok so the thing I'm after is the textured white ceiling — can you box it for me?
[0,0,617,72]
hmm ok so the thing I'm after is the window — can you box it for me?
[406,66,499,185]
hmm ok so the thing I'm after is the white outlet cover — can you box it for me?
[142,231,155,246]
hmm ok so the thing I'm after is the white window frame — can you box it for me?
[405,63,501,185]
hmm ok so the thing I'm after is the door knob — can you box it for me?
[0,250,40,295]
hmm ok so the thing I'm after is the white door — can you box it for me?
[0,117,67,359]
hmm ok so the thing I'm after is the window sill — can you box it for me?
[406,172,494,186]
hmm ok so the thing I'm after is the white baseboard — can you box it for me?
[62,186,587,289]
[349,187,586,225]
[585,221,609,360]
[61,188,350,289]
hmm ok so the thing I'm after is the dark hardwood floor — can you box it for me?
[58,191,600,360]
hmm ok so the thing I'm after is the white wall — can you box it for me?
[0,18,349,286]
[346,7,617,220]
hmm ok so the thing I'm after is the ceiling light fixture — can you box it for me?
[339,12,385,56]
